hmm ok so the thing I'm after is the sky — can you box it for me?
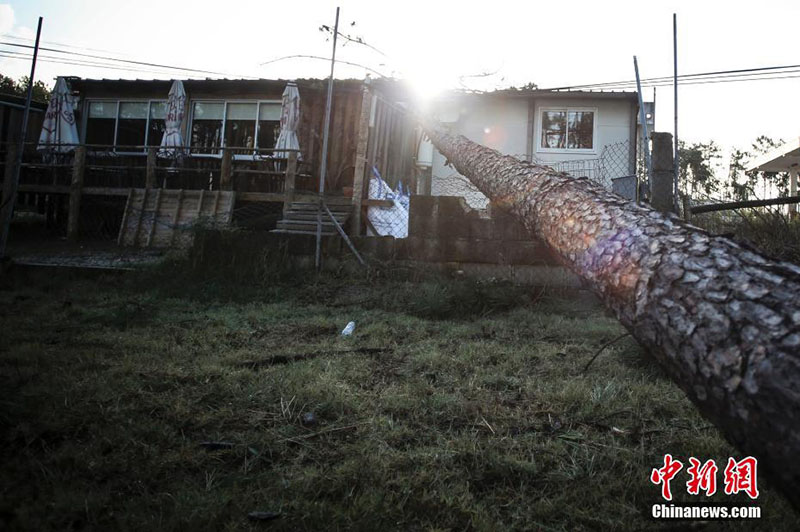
[1,0,799,162]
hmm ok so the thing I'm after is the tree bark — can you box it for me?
[423,124,800,509]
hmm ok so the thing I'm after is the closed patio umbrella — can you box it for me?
[273,81,301,160]
[37,77,79,152]
[159,80,186,157]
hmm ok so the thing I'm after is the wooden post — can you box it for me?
[2,143,17,209]
[67,145,86,242]
[220,148,233,190]
[351,83,372,235]
[790,169,798,220]
[682,194,692,222]
[146,147,157,189]
[283,151,297,213]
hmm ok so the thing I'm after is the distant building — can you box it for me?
[425,89,649,208]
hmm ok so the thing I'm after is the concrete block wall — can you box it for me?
[365,195,559,266]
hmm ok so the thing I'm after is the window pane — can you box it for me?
[193,102,224,120]
[568,111,594,149]
[150,101,166,120]
[119,102,148,119]
[225,119,256,150]
[227,103,257,121]
[89,101,117,118]
[148,119,166,147]
[541,110,566,149]
[259,102,281,122]
[86,117,116,146]
[257,120,280,150]
[191,102,223,154]
[117,118,147,150]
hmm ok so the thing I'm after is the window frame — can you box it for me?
[188,99,283,159]
[535,106,598,155]
[84,99,167,154]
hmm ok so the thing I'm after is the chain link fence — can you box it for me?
[432,140,642,210]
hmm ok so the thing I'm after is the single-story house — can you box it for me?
[423,88,652,208]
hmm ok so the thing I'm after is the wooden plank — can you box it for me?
[195,189,205,224]
[116,188,134,245]
[367,98,382,177]
[82,187,133,196]
[170,189,184,247]
[145,188,163,247]
[146,147,157,188]
[212,190,222,221]
[283,152,297,213]
[220,148,233,190]
[67,146,86,242]
[132,188,148,247]
[351,84,371,236]
[17,184,69,194]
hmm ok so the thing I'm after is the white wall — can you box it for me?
[430,95,634,209]
[431,97,528,210]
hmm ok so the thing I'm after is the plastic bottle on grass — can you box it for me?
[341,321,355,336]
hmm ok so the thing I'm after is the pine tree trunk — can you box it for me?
[424,124,800,509]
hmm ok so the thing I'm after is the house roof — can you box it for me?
[0,93,48,111]
[440,88,638,102]
[748,138,800,172]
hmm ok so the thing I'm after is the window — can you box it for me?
[84,100,167,151]
[148,102,166,147]
[189,101,282,155]
[190,102,224,154]
[86,102,117,146]
[539,108,595,151]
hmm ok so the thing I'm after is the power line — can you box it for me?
[1,32,133,57]
[543,62,800,91]
[568,69,800,91]
[0,51,212,78]
[0,41,256,79]
[259,54,388,78]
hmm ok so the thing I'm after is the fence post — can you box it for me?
[220,148,232,190]
[284,151,297,213]
[146,147,157,189]
[0,144,18,255]
[682,194,692,222]
[67,145,86,242]
[650,132,676,213]
[351,83,372,235]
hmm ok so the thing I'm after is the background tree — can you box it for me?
[726,136,787,201]
[678,140,722,198]
[0,73,52,102]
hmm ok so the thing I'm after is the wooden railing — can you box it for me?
[0,143,317,241]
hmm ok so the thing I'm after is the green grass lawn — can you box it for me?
[0,265,795,531]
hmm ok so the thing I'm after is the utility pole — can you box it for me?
[673,13,680,212]
[633,56,652,201]
[0,16,43,260]
[315,7,340,271]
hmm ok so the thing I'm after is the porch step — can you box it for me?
[283,211,348,223]
[271,198,352,236]
[271,229,338,236]
[275,220,339,234]
[289,202,351,213]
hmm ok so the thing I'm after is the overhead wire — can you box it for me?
[0,41,256,79]
[543,63,800,91]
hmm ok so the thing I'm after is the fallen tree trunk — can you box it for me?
[423,124,800,509]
